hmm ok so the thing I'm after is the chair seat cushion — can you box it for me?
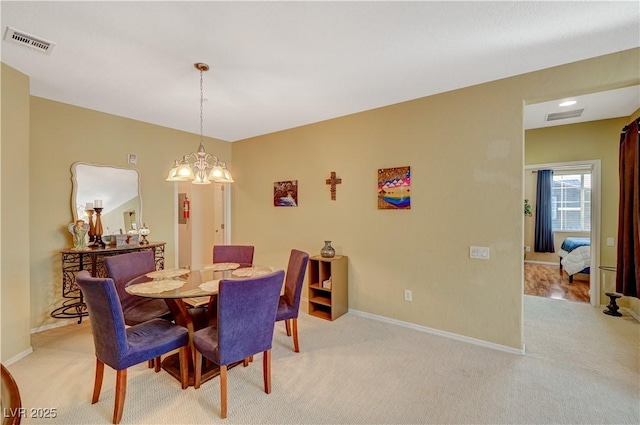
[193,326,220,364]
[123,298,172,326]
[112,319,189,370]
[275,295,297,321]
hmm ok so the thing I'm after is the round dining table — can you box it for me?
[125,264,274,386]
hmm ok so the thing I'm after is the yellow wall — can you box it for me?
[231,48,640,350]
[1,64,32,361]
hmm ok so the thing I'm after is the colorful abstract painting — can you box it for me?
[378,166,411,209]
[274,180,298,207]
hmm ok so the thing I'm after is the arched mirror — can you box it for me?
[71,162,142,235]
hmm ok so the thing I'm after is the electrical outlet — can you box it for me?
[127,153,137,164]
[404,290,412,301]
[525,246,531,252]
[606,238,614,247]
[470,246,490,260]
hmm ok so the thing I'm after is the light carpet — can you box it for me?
[5,296,639,424]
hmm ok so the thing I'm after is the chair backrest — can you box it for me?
[282,249,309,309]
[104,251,157,311]
[75,270,129,368]
[213,245,255,266]
[217,270,285,365]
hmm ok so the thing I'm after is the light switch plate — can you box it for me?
[606,237,614,246]
[470,246,490,260]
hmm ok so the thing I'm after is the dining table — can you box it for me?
[125,263,275,386]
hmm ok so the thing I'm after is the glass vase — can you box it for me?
[320,241,335,258]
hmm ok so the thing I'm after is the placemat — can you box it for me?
[145,268,190,279]
[199,279,221,292]
[203,262,240,271]
[231,266,273,278]
[128,279,184,294]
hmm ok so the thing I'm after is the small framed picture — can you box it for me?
[378,166,411,210]
[274,180,298,207]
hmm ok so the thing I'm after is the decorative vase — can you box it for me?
[320,241,335,258]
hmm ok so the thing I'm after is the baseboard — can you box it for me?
[31,319,79,334]
[524,260,558,266]
[623,308,640,323]
[348,309,525,355]
[3,347,34,366]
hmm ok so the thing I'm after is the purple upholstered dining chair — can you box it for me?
[212,245,255,267]
[193,270,285,419]
[75,271,189,424]
[275,249,309,352]
[104,251,172,326]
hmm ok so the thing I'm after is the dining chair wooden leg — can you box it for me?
[284,319,291,337]
[220,365,228,419]
[194,350,203,389]
[154,356,161,372]
[178,347,188,389]
[292,318,300,353]
[113,369,127,424]
[92,358,105,403]
[263,349,271,394]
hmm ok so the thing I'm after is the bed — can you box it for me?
[558,237,591,283]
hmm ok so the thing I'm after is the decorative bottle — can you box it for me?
[320,241,335,258]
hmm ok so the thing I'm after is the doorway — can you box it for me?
[175,182,230,269]
[524,160,601,306]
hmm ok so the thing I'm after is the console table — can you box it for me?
[52,242,166,323]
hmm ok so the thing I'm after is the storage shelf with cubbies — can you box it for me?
[307,255,347,321]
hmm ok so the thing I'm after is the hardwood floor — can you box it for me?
[524,263,590,303]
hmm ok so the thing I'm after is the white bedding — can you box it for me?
[560,245,590,276]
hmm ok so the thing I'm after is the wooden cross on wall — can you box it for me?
[325,171,342,201]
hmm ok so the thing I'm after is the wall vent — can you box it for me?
[3,27,56,55]
[545,109,584,122]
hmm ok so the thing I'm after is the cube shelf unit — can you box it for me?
[307,255,348,321]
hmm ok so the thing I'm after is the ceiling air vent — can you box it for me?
[545,109,584,122]
[3,27,56,55]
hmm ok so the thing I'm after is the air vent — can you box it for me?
[3,27,56,55]
[545,109,584,122]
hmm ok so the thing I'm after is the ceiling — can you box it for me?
[2,1,639,142]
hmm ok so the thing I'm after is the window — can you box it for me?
[551,171,591,231]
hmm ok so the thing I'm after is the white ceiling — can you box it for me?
[2,1,639,142]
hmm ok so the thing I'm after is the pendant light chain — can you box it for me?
[199,67,204,144]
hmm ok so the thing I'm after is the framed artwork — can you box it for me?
[274,180,298,207]
[378,166,411,209]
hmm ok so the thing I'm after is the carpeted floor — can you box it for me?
[5,296,639,424]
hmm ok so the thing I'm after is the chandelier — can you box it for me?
[166,63,234,184]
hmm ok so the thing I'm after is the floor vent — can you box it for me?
[3,27,56,55]
[545,109,584,122]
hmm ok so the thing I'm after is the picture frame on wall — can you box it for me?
[274,180,298,207]
[378,166,411,209]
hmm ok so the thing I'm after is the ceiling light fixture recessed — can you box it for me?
[559,100,577,107]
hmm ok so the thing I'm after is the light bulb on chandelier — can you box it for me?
[166,62,234,184]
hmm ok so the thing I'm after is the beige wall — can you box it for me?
[231,48,640,350]
[1,64,32,361]
[25,98,231,335]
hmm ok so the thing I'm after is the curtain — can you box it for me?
[535,170,555,253]
[616,119,640,298]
